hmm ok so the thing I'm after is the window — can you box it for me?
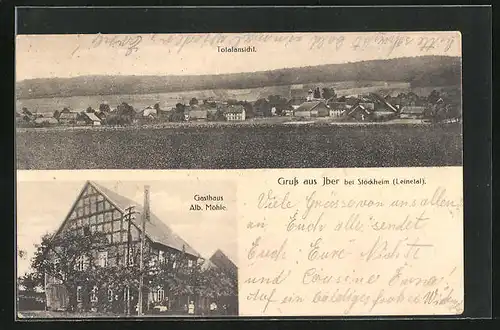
[104,201,110,210]
[97,194,104,202]
[82,217,89,226]
[76,255,86,271]
[98,251,108,267]
[113,232,121,243]
[97,201,104,212]
[97,214,104,223]
[90,195,96,205]
[91,203,97,214]
[77,208,84,217]
[108,289,113,302]
[188,259,193,268]
[113,210,121,220]
[90,215,96,225]
[76,286,82,302]
[127,253,134,266]
[104,222,112,232]
[159,251,165,264]
[84,205,90,215]
[83,226,91,236]
[172,261,177,269]
[157,287,165,302]
[83,198,90,206]
[90,286,98,302]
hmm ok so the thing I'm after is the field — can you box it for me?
[16,123,462,170]
[16,81,411,116]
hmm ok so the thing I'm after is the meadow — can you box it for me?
[16,123,462,170]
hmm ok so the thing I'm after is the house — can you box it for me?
[328,102,348,118]
[344,104,374,122]
[143,107,158,118]
[294,101,329,118]
[205,250,238,315]
[81,112,102,126]
[33,117,59,126]
[58,112,81,125]
[186,107,208,121]
[224,105,246,121]
[400,106,427,119]
[44,181,204,314]
[94,111,107,121]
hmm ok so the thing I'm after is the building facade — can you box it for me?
[43,181,229,315]
[294,101,330,118]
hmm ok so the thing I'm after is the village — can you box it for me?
[16,85,461,128]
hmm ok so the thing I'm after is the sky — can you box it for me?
[16,32,461,81]
[16,179,237,277]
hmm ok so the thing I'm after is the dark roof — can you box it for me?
[82,112,102,122]
[89,181,200,258]
[328,102,348,110]
[295,101,327,112]
[209,249,237,273]
[346,104,373,117]
[224,105,245,114]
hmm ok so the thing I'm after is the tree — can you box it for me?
[61,107,71,114]
[86,106,95,113]
[22,107,32,116]
[18,272,43,293]
[53,110,60,119]
[175,103,186,113]
[30,230,108,311]
[253,98,271,117]
[153,103,161,111]
[313,87,321,99]
[322,87,336,101]
[189,98,198,106]
[169,111,185,122]
[116,102,135,117]
[427,90,441,104]
[268,95,289,116]
[99,103,111,113]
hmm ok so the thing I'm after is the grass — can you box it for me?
[16,123,462,170]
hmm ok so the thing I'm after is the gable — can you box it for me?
[55,182,140,246]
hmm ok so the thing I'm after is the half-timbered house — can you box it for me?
[44,181,202,314]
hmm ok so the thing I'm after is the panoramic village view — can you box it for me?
[17,180,238,318]
[16,81,460,128]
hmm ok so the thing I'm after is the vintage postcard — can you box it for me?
[15,31,463,318]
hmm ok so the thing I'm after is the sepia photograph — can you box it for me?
[15,32,462,170]
[16,178,238,318]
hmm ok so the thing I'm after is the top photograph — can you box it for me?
[15,32,462,170]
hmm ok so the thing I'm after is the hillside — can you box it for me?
[16,56,461,100]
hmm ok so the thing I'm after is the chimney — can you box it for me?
[143,185,150,222]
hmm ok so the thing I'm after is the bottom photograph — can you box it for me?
[16,179,238,318]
